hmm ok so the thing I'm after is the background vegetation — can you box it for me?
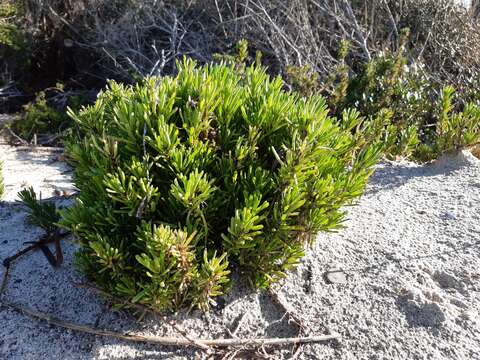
[1,0,480,159]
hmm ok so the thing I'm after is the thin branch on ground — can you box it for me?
[1,298,339,348]
[75,282,210,351]
[1,240,339,353]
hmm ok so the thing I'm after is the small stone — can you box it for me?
[416,274,426,284]
[440,212,456,220]
[324,269,347,284]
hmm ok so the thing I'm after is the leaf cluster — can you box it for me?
[61,59,379,311]
[18,187,60,233]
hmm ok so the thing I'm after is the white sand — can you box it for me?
[1,144,479,359]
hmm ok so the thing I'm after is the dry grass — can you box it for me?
[6,0,480,87]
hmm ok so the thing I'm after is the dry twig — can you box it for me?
[1,241,339,354]
[1,299,339,348]
[75,282,210,351]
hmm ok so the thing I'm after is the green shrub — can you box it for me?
[0,1,25,50]
[10,87,84,143]
[61,59,380,312]
[318,35,480,161]
[284,64,319,97]
[337,57,480,161]
[13,91,68,141]
[0,22,26,51]
[0,0,29,87]
[421,86,480,159]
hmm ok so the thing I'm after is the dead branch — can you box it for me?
[75,282,210,351]
[3,231,68,269]
[340,0,371,61]
[14,0,480,87]
[1,238,338,354]
[1,299,339,348]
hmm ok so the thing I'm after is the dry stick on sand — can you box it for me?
[75,283,209,351]
[0,249,339,352]
[3,231,68,269]
[1,299,339,349]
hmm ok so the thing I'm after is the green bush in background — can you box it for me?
[0,1,29,88]
[12,91,69,141]
[61,59,380,311]
[8,85,86,144]
[331,49,480,161]
[285,35,480,162]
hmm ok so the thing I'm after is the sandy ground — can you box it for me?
[0,143,479,360]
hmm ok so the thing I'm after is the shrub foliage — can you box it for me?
[9,86,87,144]
[18,187,60,233]
[327,46,480,161]
[285,37,480,162]
[12,90,69,142]
[61,60,379,311]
